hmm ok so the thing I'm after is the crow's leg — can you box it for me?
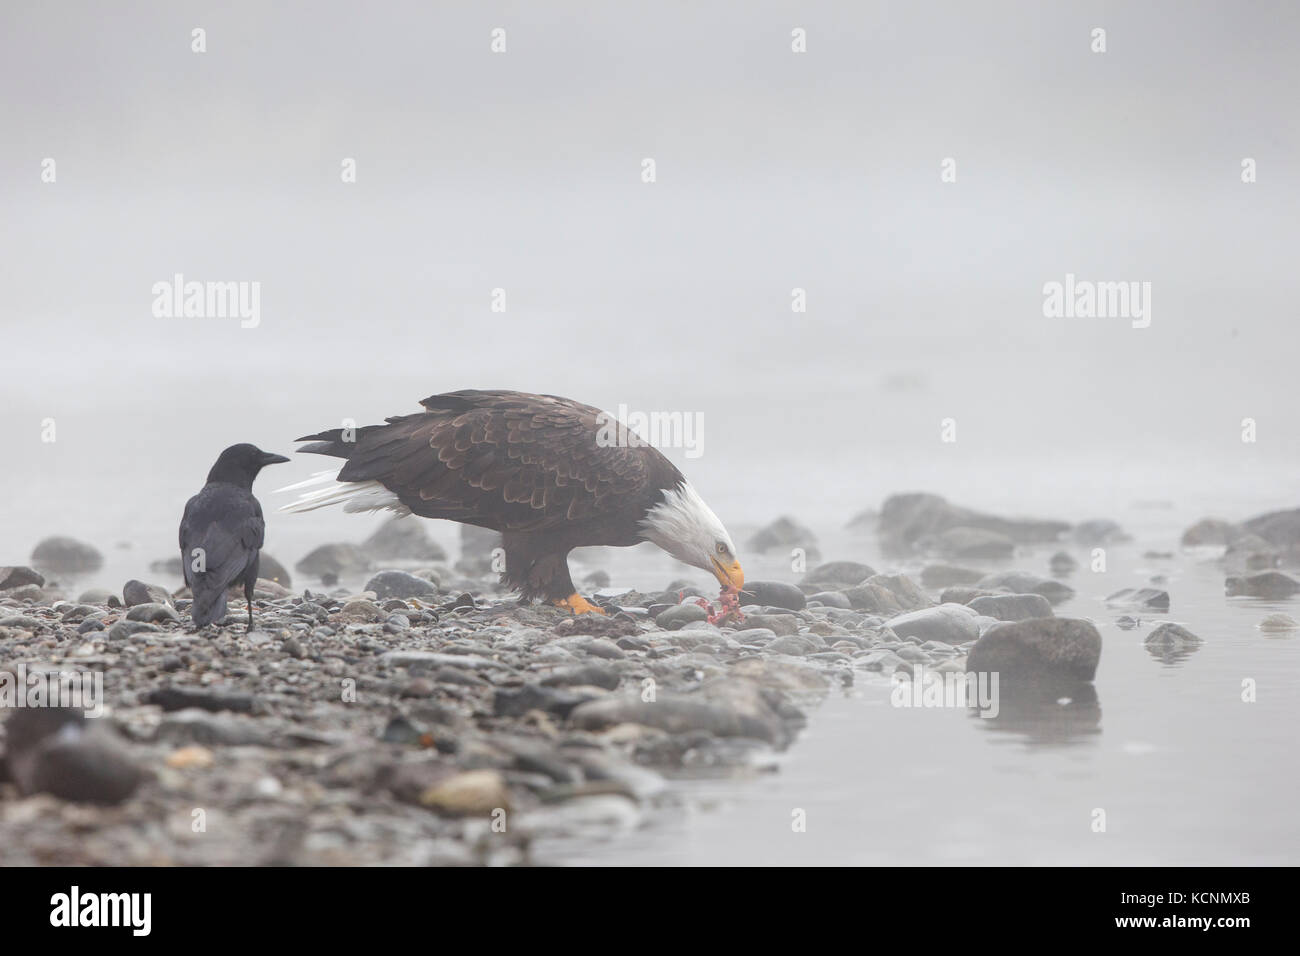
[245,576,255,632]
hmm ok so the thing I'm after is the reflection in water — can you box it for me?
[1144,641,1201,666]
[1143,623,1204,667]
[970,679,1102,748]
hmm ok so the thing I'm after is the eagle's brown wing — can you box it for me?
[298,390,681,534]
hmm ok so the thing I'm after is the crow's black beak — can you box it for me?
[260,452,291,466]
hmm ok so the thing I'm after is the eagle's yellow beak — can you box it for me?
[711,557,745,592]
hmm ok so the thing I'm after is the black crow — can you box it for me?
[180,444,289,631]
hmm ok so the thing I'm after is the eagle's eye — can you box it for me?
[716,542,728,555]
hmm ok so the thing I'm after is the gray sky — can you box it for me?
[3,1,1299,554]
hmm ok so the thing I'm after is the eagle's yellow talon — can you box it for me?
[553,593,606,615]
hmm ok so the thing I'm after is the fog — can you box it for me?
[3,0,1299,558]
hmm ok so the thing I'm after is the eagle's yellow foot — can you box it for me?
[553,593,606,615]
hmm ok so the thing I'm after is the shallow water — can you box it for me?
[546,506,1300,866]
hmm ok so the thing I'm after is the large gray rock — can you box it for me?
[295,543,371,581]
[1242,508,1300,551]
[879,493,1069,552]
[1180,517,1242,548]
[363,517,447,562]
[738,580,807,611]
[1226,571,1300,598]
[967,617,1101,682]
[885,603,981,645]
[30,536,104,575]
[967,593,1054,622]
[747,516,821,563]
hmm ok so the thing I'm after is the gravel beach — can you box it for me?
[7,490,1300,865]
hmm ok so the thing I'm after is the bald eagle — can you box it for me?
[280,390,744,613]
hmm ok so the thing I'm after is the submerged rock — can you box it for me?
[1144,622,1203,648]
[966,618,1102,682]
[1259,613,1300,632]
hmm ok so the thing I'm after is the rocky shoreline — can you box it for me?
[4,492,1299,865]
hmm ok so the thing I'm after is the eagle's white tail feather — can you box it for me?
[276,469,409,516]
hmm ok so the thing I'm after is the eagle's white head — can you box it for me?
[639,481,744,592]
